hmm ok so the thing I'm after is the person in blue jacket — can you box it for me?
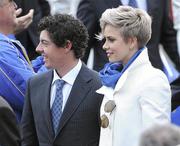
[0,0,47,121]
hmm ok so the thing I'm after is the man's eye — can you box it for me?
[41,40,49,46]
[43,42,49,46]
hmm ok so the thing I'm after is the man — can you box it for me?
[0,0,46,121]
[14,0,50,59]
[77,0,180,72]
[21,14,103,145]
[0,96,20,146]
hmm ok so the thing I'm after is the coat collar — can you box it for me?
[114,48,150,92]
[97,48,151,96]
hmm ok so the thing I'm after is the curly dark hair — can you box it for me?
[38,14,89,59]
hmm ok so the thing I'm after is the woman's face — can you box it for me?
[102,24,138,65]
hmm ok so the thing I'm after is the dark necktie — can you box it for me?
[51,79,65,134]
[128,0,138,8]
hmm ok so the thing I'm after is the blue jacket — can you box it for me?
[171,106,180,126]
[0,33,46,121]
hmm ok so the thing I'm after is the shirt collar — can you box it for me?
[52,59,82,86]
[0,33,17,46]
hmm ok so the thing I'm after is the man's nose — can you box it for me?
[36,43,43,54]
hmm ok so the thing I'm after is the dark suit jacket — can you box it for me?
[14,0,50,59]
[171,76,180,111]
[21,64,103,146]
[0,96,20,146]
[77,0,179,71]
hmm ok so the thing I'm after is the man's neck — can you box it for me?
[56,59,79,77]
[0,26,13,35]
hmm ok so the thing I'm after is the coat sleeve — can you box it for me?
[39,0,50,16]
[160,0,180,71]
[139,72,171,129]
[77,0,98,63]
[0,97,20,146]
[0,59,34,114]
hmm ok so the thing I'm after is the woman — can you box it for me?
[97,6,171,146]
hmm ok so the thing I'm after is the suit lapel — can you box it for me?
[41,70,54,138]
[55,64,92,136]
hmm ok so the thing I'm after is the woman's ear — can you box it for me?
[129,37,138,51]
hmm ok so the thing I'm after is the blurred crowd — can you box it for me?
[0,0,180,146]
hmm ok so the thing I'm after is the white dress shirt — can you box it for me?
[50,59,82,111]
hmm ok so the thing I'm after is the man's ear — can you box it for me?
[64,40,72,52]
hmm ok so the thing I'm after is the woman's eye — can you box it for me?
[108,38,115,42]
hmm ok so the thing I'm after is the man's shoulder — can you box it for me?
[80,64,102,86]
[81,64,99,78]
[29,70,52,83]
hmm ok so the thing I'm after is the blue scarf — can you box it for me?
[99,47,145,88]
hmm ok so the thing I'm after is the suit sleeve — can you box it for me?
[0,98,20,146]
[39,0,50,16]
[21,78,38,146]
[77,0,98,63]
[160,0,180,71]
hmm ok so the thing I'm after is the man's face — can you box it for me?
[0,0,17,31]
[36,30,68,69]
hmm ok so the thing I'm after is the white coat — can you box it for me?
[97,48,171,146]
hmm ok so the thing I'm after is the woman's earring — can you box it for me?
[129,47,134,51]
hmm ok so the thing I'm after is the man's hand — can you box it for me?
[13,9,34,34]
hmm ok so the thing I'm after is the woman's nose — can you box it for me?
[102,40,108,51]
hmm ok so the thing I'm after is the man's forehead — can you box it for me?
[40,30,50,38]
[40,30,52,41]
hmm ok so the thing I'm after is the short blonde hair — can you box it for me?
[100,6,152,49]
